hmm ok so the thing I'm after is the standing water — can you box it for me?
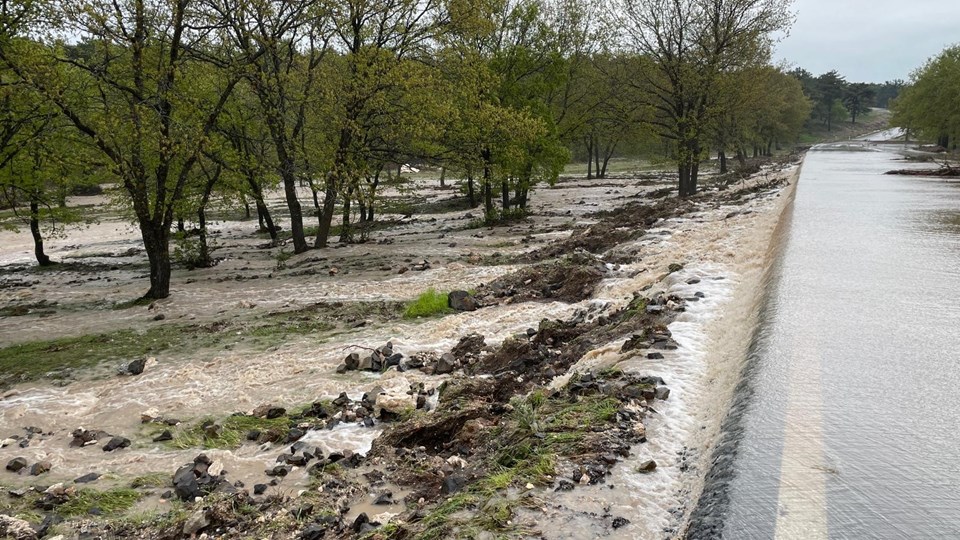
[688,142,960,538]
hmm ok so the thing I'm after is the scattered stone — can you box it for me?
[30,461,52,476]
[636,460,657,473]
[344,353,361,370]
[612,516,631,529]
[153,430,173,442]
[103,436,131,452]
[647,352,664,360]
[182,509,210,536]
[447,290,478,312]
[127,357,148,375]
[442,473,467,495]
[6,457,28,473]
[254,483,268,495]
[0,515,37,540]
[74,472,100,484]
[436,353,456,374]
[373,491,394,505]
[153,313,166,321]
[655,387,671,400]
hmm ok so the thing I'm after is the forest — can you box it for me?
[0,0,896,299]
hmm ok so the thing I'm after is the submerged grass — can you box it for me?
[57,488,142,517]
[403,288,453,319]
[0,326,184,385]
[171,414,292,450]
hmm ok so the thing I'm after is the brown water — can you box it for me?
[0,166,800,536]
[688,142,960,538]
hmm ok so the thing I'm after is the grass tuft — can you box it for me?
[58,488,142,517]
[403,289,453,319]
[171,414,292,449]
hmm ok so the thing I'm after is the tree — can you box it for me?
[813,70,846,131]
[843,82,874,125]
[617,0,794,196]
[212,0,332,254]
[0,1,248,299]
[892,45,960,149]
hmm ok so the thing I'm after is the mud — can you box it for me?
[0,156,802,539]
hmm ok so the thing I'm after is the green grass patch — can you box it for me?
[0,326,185,385]
[57,488,142,517]
[130,472,170,489]
[403,289,453,319]
[171,414,292,450]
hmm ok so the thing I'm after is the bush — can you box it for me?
[403,289,453,319]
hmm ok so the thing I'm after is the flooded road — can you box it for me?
[689,143,960,538]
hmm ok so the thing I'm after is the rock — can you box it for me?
[153,313,166,321]
[127,357,148,375]
[153,430,173,442]
[30,461,52,475]
[344,353,360,370]
[373,491,393,505]
[285,428,306,443]
[140,408,162,423]
[668,263,684,273]
[254,483,268,495]
[0,515,37,540]
[442,473,467,495]
[266,407,286,419]
[436,353,456,374]
[6,457,28,473]
[636,460,657,473]
[612,516,631,529]
[336,363,348,374]
[645,304,665,315]
[647,352,664,360]
[74,472,100,484]
[301,523,327,540]
[332,392,351,407]
[203,423,223,439]
[374,392,416,420]
[447,290,478,312]
[686,277,701,284]
[183,509,210,536]
[253,404,285,419]
[103,436,131,452]
[555,479,575,491]
[655,387,671,400]
[351,513,370,534]
[357,355,374,371]
[173,467,202,501]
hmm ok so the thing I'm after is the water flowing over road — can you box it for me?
[688,141,960,539]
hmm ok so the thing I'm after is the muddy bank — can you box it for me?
[0,157,803,539]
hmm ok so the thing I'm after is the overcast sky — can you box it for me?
[773,0,960,83]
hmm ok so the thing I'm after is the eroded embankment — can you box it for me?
[0,158,803,540]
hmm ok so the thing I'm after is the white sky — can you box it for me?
[773,0,960,83]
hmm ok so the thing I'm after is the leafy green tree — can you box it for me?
[617,0,794,196]
[843,82,874,125]
[892,45,960,149]
[0,1,248,299]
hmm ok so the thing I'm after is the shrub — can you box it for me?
[403,289,453,319]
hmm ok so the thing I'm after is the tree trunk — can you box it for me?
[142,224,171,299]
[255,199,278,245]
[501,179,510,211]
[719,150,728,174]
[243,196,251,220]
[339,186,353,243]
[593,139,601,179]
[585,136,594,179]
[467,173,476,208]
[281,173,308,253]
[315,177,337,248]
[29,199,52,266]
[439,167,446,188]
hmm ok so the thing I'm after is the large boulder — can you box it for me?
[0,515,36,540]
[448,290,478,312]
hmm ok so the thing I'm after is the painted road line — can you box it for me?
[774,334,828,539]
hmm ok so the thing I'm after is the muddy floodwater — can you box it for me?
[688,142,960,538]
[1,162,800,538]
